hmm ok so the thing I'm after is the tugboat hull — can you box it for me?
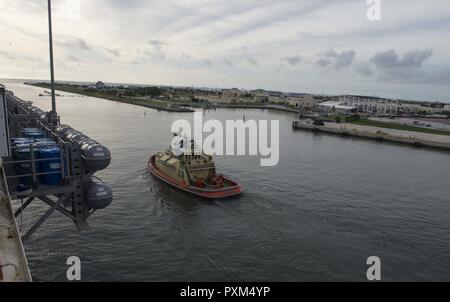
[148,155,243,199]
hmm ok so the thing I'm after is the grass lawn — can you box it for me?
[28,83,175,108]
[351,119,450,136]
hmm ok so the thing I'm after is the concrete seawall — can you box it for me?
[292,120,450,151]
[216,104,300,113]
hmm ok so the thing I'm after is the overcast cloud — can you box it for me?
[0,0,450,101]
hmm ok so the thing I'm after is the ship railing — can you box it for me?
[3,94,75,193]
[1,142,71,193]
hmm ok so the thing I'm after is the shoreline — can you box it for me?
[25,82,195,113]
[24,82,301,114]
[26,81,450,153]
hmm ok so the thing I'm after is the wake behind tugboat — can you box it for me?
[148,134,243,199]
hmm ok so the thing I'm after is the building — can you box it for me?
[317,100,357,114]
[296,95,324,109]
[221,88,243,99]
[268,92,285,104]
[254,94,269,103]
[339,95,399,115]
[398,102,446,114]
[444,104,450,111]
[267,93,324,108]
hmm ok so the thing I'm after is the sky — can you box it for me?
[1,0,450,102]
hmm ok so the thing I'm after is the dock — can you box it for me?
[292,120,450,151]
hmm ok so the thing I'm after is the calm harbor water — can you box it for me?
[3,80,450,281]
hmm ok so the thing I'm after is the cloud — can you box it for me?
[202,59,212,66]
[283,55,304,66]
[66,55,80,62]
[59,38,91,51]
[145,39,167,60]
[3,0,450,101]
[77,39,91,50]
[223,59,233,66]
[316,58,331,68]
[0,50,14,60]
[353,48,450,85]
[104,47,121,57]
[370,49,433,80]
[316,48,356,70]
[333,50,356,70]
[206,0,334,42]
[421,69,450,85]
[148,39,167,48]
[322,49,338,58]
[142,50,165,60]
[180,53,191,60]
[371,49,433,70]
[246,55,258,66]
[355,62,373,77]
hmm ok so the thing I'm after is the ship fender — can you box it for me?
[84,176,113,209]
[80,141,111,172]
[69,133,90,144]
[55,124,73,137]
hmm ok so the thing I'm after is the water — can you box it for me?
[3,80,450,281]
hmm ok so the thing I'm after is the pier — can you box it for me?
[292,120,450,151]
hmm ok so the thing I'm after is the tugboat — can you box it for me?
[148,135,243,199]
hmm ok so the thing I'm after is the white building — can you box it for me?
[339,95,399,115]
[317,101,357,114]
[444,104,450,111]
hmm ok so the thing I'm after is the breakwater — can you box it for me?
[292,120,450,151]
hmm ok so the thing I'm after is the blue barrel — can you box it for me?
[39,147,61,185]
[11,138,34,146]
[34,139,56,149]
[21,128,42,133]
[22,128,40,132]
[23,131,45,139]
[34,138,54,142]
[21,128,45,139]
[14,145,40,185]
